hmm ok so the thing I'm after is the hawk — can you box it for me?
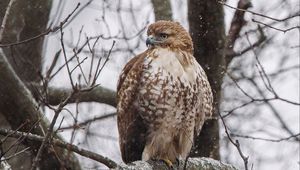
[117,20,213,166]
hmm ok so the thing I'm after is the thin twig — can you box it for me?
[226,26,266,62]
[88,36,101,84]
[70,56,88,75]
[73,49,88,84]
[252,19,300,33]
[247,78,300,140]
[231,133,300,142]
[246,33,276,94]
[50,35,103,80]
[219,112,249,170]
[58,112,116,130]
[60,24,75,89]
[62,0,94,29]
[92,40,115,85]
[46,50,61,79]
[1,147,30,161]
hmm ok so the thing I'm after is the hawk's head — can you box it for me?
[146,20,193,53]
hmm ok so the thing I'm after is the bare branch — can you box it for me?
[225,0,252,62]
[49,35,103,80]
[58,112,116,131]
[231,133,300,142]
[92,40,115,85]
[219,112,249,170]
[46,50,61,80]
[1,147,30,161]
[247,79,300,140]
[28,83,117,107]
[252,19,300,33]
[31,91,76,170]
[219,1,300,22]
[60,24,76,89]
[0,48,81,170]
[226,26,266,64]
[0,128,118,169]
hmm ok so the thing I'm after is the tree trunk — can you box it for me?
[188,0,226,159]
[150,0,224,160]
[1,0,50,82]
[0,0,82,169]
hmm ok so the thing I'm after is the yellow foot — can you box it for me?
[160,158,173,168]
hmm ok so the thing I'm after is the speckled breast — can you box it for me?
[133,51,203,130]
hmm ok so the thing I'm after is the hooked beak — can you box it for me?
[146,35,160,47]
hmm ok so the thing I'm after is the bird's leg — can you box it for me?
[149,158,176,169]
[162,158,173,167]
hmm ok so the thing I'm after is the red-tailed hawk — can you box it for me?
[117,20,213,166]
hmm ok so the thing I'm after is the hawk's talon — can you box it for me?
[160,158,173,169]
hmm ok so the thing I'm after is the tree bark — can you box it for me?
[188,0,226,159]
[0,0,50,82]
[28,83,117,106]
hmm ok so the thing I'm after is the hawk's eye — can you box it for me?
[159,33,168,39]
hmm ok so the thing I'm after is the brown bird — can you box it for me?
[117,20,213,166]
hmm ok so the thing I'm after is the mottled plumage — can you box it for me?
[117,21,213,164]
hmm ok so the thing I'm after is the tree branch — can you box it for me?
[226,26,267,66]
[225,0,252,64]
[231,133,300,142]
[0,50,81,170]
[0,128,118,169]
[114,157,237,170]
[1,126,238,170]
[219,1,300,22]
[28,82,117,107]
[0,3,81,48]
[252,18,300,33]
[58,112,116,130]
[219,111,249,170]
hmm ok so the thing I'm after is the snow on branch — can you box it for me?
[114,158,237,170]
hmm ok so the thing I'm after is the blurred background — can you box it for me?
[0,0,299,169]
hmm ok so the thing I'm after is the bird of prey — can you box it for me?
[117,20,213,166]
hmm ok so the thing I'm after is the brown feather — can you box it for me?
[117,50,149,163]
